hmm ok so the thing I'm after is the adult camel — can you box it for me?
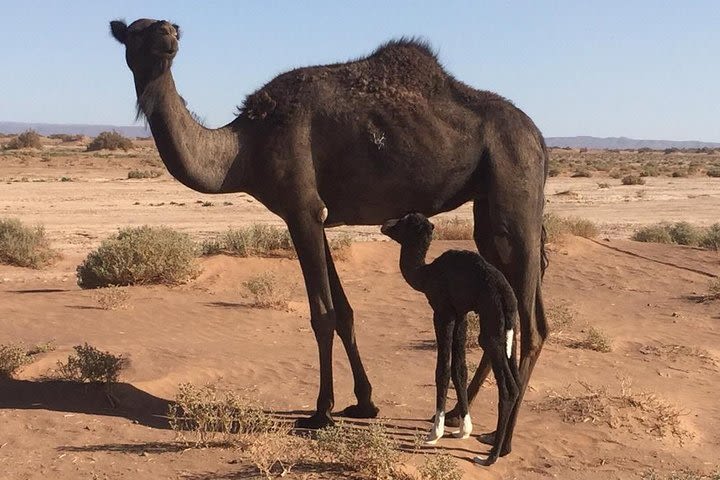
[109,18,548,454]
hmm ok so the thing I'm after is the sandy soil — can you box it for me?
[1,146,719,479]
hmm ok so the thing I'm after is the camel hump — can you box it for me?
[370,37,438,62]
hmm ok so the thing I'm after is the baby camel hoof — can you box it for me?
[340,402,380,419]
[452,414,473,439]
[295,412,334,430]
[434,411,462,428]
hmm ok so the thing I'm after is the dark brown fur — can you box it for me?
[110,19,548,450]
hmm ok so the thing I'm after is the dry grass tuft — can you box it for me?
[127,169,162,179]
[0,343,32,378]
[167,383,277,447]
[433,217,473,240]
[314,421,402,480]
[534,380,690,442]
[0,218,57,268]
[244,272,291,310]
[544,214,598,242]
[568,327,613,353]
[639,342,717,368]
[94,285,131,310]
[202,224,293,257]
[418,454,464,480]
[77,226,198,289]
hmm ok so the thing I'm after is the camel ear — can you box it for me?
[173,24,181,40]
[110,20,128,44]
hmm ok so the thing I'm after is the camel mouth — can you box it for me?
[380,219,398,235]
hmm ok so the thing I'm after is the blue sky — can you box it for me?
[1,1,718,141]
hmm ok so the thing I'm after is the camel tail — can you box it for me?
[499,279,519,359]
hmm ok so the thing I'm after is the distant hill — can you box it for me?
[545,136,720,150]
[0,121,150,138]
[2,122,718,150]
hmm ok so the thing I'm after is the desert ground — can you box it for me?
[1,138,719,479]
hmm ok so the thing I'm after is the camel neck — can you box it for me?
[134,71,246,194]
[398,237,432,292]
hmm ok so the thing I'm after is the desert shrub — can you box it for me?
[167,383,276,446]
[621,174,645,185]
[668,222,702,246]
[94,285,130,310]
[244,272,289,309]
[48,133,84,142]
[55,343,128,391]
[671,169,688,178]
[700,224,720,251]
[3,129,42,150]
[571,169,592,178]
[609,170,623,179]
[418,454,464,480]
[641,165,659,177]
[548,166,561,177]
[328,233,353,261]
[127,169,161,179]
[0,218,56,268]
[568,327,612,353]
[0,343,32,378]
[632,223,673,244]
[202,224,293,257]
[433,217,473,240]
[706,168,720,178]
[86,131,133,152]
[597,182,610,189]
[77,226,197,288]
[544,213,598,242]
[314,421,401,480]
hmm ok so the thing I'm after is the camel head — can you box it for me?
[381,213,434,244]
[110,19,180,79]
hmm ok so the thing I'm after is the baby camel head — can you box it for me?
[381,213,434,244]
[110,19,181,78]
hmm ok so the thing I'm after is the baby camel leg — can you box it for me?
[427,311,453,445]
[451,317,472,439]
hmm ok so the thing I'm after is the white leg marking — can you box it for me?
[506,328,514,359]
[453,413,473,439]
[317,206,328,223]
[425,410,445,444]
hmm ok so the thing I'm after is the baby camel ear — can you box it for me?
[110,20,128,44]
[173,24,181,39]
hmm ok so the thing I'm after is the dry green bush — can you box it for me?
[534,380,689,441]
[55,343,128,392]
[77,226,197,288]
[700,224,720,250]
[418,454,464,480]
[544,214,598,242]
[0,218,57,268]
[571,169,592,178]
[632,223,673,244]
[433,217,473,240]
[167,383,276,446]
[94,285,130,310]
[668,222,702,246]
[3,130,42,150]
[244,272,290,309]
[621,174,645,185]
[0,343,32,378]
[568,327,612,353]
[202,224,293,257]
[127,169,161,179]
[86,131,133,151]
[314,421,402,480]
[707,168,720,178]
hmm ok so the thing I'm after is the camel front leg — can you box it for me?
[286,212,337,429]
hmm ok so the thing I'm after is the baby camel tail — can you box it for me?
[382,213,521,465]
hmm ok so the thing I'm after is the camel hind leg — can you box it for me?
[323,234,379,419]
[472,143,548,452]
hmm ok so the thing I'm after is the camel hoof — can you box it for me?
[340,402,379,419]
[473,453,498,466]
[477,431,496,446]
[453,414,472,439]
[294,412,334,430]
